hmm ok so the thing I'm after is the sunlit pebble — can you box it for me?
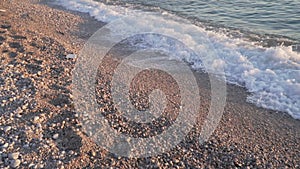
[37,163,44,168]
[14,111,22,118]
[3,126,12,132]
[53,133,59,140]
[36,123,42,128]
[68,150,74,155]
[22,104,28,110]
[43,144,49,149]
[28,163,35,168]
[10,159,21,168]
[8,152,19,160]
[2,143,9,148]
[38,134,43,140]
[33,116,40,122]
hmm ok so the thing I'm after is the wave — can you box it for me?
[55,0,300,119]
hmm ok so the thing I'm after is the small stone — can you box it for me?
[8,152,19,160]
[16,114,22,118]
[68,150,74,155]
[15,108,23,114]
[9,42,22,49]
[1,24,11,29]
[66,54,76,59]
[23,144,29,149]
[2,153,7,158]
[22,104,27,110]
[38,163,44,168]
[33,116,39,123]
[36,123,42,128]
[28,163,35,168]
[10,159,21,168]
[2,142,9,148]
[52,133,59,140]
[3,126,11,132]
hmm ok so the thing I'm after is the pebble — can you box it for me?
[3,126,12,132]
[16,114,22,118]
[10,159,21,168]
[15,108,23,114]
[8,152,19,160]
[36,123,42,128]
[66,54,76,59]
[2,142,9,148]
[22,104,28,110]
[23,144,29,149]
[37,163,44,168]
[28,163,35,168]
[2,153,8,158]
[52,133,59,140]
[33,116,40,123]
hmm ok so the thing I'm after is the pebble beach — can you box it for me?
[0,0,299,168]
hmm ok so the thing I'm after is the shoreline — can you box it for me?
[0,0,299,168]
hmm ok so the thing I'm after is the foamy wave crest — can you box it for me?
[56,0,300,119]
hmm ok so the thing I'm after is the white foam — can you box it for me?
[56,0,300,119]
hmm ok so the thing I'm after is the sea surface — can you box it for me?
[55,0,300,119]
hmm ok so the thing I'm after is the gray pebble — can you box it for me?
[8,152,19,160]
[10,159,21,168]
[2,153,8,158]
[52,133,59,140]
[3,126,11,132]
[36,123,42,128]
[2,142,9,149]
[28,163,35,168]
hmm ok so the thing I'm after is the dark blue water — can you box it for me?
[103,0,300,41]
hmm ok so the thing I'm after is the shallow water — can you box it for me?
[106,0,300,41]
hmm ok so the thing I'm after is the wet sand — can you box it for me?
[0,0,299,168]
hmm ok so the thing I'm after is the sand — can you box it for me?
[0,0,299,168]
